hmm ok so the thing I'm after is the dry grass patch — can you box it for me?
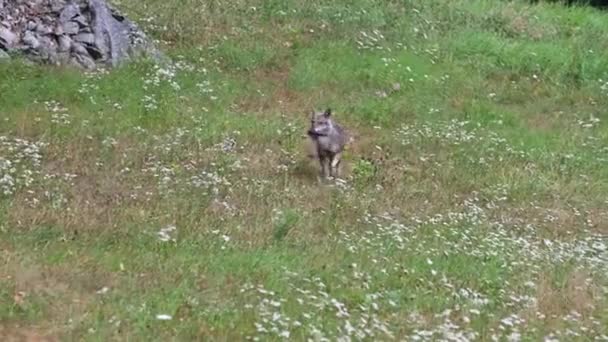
[528,270,604,330]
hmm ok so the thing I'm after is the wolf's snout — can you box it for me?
[308,129,323,137]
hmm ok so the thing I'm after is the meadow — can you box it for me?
[1,0,607,340]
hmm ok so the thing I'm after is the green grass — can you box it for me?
[1,0,608,340]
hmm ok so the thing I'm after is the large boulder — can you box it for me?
[0,0,166,70]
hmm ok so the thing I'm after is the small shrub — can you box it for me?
[272,209,300,242]
[352,158,377,186]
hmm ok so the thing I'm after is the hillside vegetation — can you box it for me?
[1,0,607,340]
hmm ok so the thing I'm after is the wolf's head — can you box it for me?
[308,108,333,137]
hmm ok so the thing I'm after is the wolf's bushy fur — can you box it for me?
[307,108,348,178]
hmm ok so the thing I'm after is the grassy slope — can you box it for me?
[1,0,607,340]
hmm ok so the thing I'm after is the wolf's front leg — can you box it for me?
[319,156,329,179]
[329,153,341,178]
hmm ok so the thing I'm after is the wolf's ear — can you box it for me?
[324,108,332,117]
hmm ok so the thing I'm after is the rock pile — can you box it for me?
[0,0,165,70]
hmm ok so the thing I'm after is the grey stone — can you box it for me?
[54,23,64,35]
[71,53,95,70]
[62,21,79,34]
[26,20,38,31]
[71,14,88,27]
[57,34,72,51]
[74,32,94,45]
[35,23,53,35]
[39,35,57,52]
[51,0,68,12]
[0,27,17,48]
[70,41,88,56]
[41,44,59,63]
[56,51,70,64]
[59,2,80,23]
[22,30,40,49]
[88,0,125,66]
[85,44,102,59]
[0,0,166,70]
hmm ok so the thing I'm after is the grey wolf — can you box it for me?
[307,108,348,179]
